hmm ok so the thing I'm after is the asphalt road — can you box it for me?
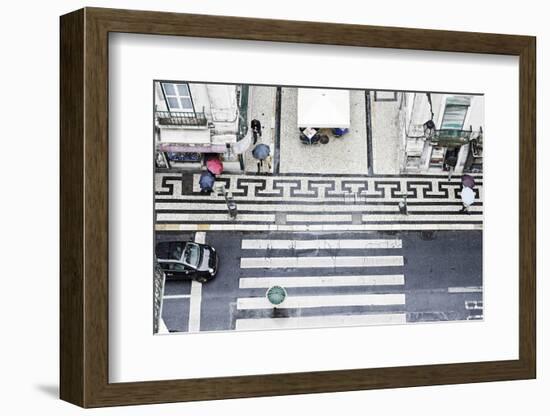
[159,230,483,333]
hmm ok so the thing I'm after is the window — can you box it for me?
[168,242,184,260]
[441,103,469,130]
[441,95,470,130]
[159,262,188,272]
[172,263,188,272]
[162,83,194,112]
[183,243,201,268]
[156,241,185,260]
[158,262,171,271]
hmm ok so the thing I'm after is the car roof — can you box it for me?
[155,241,188,260]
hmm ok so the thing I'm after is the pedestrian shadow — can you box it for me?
[271,308,290,318]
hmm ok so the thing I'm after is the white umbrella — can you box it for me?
[297,88,350,128]
[460,186,475,206]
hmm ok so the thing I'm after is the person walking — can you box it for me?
[459,186,475,214]
[199,170,216,194]
[251,119,262,145]
[252,143,270,175]
[459,174,476,214]
[260,154,272,175]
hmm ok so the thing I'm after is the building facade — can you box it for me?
[154,81,249,171]
[401,92,484,174]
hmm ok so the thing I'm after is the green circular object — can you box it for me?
[266,285,287,306]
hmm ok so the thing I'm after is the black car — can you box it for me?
[155,241,219,283]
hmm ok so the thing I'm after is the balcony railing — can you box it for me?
[156,110,208,127]
[431,128,483,148]
[408,123,483,148]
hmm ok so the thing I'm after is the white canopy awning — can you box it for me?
[159,127,211,144]
[297,88,350,128]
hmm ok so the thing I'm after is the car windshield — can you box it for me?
[183,243,201,267]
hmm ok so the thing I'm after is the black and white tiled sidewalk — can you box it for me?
[155,173,483,231]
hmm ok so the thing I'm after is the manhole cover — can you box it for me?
[266,286,287,306]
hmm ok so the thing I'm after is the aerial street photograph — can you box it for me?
[152,81,484,334]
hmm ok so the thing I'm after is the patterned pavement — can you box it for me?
[154,172,483,232]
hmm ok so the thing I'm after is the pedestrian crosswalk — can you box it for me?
[234,235,408,331]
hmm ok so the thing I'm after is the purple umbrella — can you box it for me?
[461,174,476,188]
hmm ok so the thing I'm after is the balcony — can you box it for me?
[431,128,483,148]
[430,129,472,147]
[156,110,208,127]
[409,123,483,148]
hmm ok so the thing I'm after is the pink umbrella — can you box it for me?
[206,156,223,175]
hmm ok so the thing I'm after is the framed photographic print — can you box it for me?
[60,7,536,408]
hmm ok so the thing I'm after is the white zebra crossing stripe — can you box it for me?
[240,255,404,269]
[241,239,402,250]
[188,232,205,333]
[239,274,405,288]
[237,293,406,310]
[188,280,202,333]
[448,286,482,293]
[163,294,191,300]
[235,313,407,330]
[158,318,170,334]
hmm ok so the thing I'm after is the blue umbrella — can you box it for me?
[199,171,215,191]
[332,128,349,137]
[252,143,270,160]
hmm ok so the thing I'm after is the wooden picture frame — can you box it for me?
[60,7,536,408]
